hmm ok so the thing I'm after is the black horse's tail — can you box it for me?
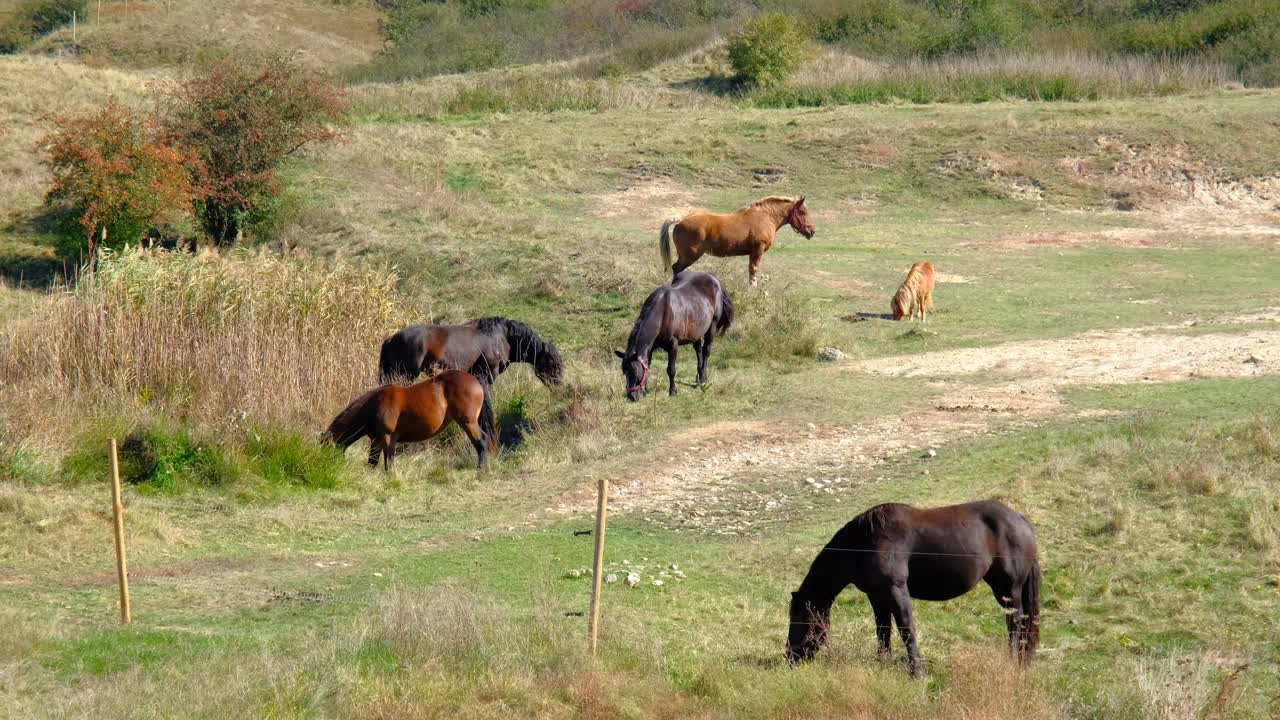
[478,382,499,455]
[322,387,381,449]
[1022,556,1041,657]
[715,284,734,336]
[377,337,396,385]
[379,328,420,385]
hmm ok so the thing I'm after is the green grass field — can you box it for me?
[3,25,1280,719]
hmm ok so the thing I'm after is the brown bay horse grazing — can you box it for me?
[891,261,935,321]
[616,270,733,401]
[321,370,498,472]
[786,500,1041,678]
[379,317,564,387]
[659,196,815,287]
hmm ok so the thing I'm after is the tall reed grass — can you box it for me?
[0,248,410,454]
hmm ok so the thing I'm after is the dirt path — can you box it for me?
[564,322,1277,533]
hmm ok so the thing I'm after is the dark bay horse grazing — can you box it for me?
[615,270,733,401]
[379,317,564,387]
[891,261,935,322]
[659,196,815,287]
[786,500,1041,677]
[321,370,498,471]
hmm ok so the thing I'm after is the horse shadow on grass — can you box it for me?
[671,73,747,98]
[842,312,894,322]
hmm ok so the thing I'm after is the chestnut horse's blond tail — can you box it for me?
[659,217,679,272]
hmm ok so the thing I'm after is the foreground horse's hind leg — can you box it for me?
[382,437,397,472]
[989,579,1025,659]
[888,585,924,678]
[697,329,713,385]
[462,418,489,472]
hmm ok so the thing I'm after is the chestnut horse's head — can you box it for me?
[787,197,815,239]
[785,591,830,663]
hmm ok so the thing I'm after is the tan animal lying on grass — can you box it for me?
[891,261,935,321]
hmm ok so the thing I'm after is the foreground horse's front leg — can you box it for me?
[889,585,924,678]
[691,339,705,386]
[748,251,763,288]
[868,594,894,661]
[666,344,678,396]
[368,441,381,468]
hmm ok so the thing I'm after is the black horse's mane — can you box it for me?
[626,290,665,352]
[470,316,564,384]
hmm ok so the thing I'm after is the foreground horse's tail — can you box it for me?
[322,387,381,449]
[478,382,499,455]
[1022,556,1042,657]
[715,284,734,336]
[659,217,679,272]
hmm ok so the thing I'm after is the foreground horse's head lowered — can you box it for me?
[787,196,815,239]
[614,350,649,402]
[785,591,830,663]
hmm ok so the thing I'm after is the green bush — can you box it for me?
[62,425,228,493]
[245,431,345,489]
[44,98,200,260]
[0,0,86,54]
[60,424,347,493]
[727,13,813,87]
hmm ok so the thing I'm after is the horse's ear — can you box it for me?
[796,196,806,206]
[614,350,626,359]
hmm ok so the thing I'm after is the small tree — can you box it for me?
[727,13,812,88]
[45,98,199,262]
[156,56,349,245]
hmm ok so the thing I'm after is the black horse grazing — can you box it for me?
[379,317,564,387]
[786,500,1041,677]
[615,270,733,401]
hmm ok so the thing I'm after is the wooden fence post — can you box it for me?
[72,10,76,42]
[109,438,132,624]
[587,478,608,657]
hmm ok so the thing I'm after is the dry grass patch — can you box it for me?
[0,57,155,218]
[30,0,382,70]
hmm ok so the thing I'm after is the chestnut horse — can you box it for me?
[615,270,733,401]
[891,261,935,322]
[659,196,815,287]
[321,370,498,472]
[786,500,1041,678]
[379,317,564,387]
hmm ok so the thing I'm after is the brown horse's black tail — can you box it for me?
[478,382,499,455]
[322,387,381,449]
[1022,557,1041,657]
[659,218,678,272]
[715,285,734,336]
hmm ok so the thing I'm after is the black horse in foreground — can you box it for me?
[379,317,564,387]
[616,270,733,401]
[786,500,1041,677]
